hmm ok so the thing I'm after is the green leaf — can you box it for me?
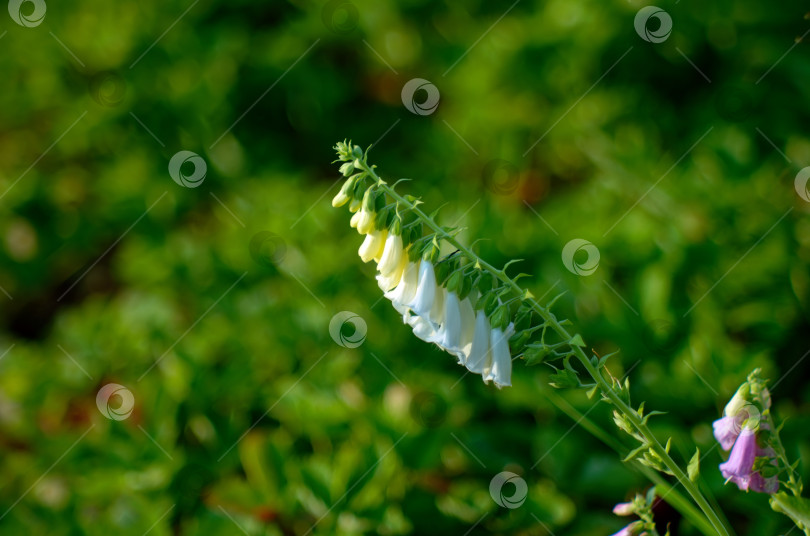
[549,368,579,389]
[502,258,524,273]
[623,443,649,463]
[641,410,667,425]
[569,334,586,347]
[597,350,619,368]
[771,492,810,533]
[687,448,700,483]
[523,344,550,366]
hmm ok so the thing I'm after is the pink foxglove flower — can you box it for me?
[712,383,754,450]
[712,415,740,451]
[610,521,643,536]
[719,428,778,493]
[612,502,635,516]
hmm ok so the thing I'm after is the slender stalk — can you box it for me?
[766,411,802,498]
[542,389,718,536]
[364,164,733,536]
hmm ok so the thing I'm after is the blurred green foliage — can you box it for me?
[1,0,809,534]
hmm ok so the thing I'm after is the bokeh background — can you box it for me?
[1,0,809,534]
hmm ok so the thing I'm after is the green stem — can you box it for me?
[542,389,718,536]
[766,411,802,498]
[366,166,733,536]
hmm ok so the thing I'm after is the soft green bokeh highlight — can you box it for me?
[1,0,808,534]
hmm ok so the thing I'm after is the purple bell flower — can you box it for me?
[719,428,757,490]
[712,415,740,451]
[719,429,779,493]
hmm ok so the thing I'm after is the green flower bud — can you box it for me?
[477,272,494,294]
[374,209,390,231]
[491,304,511,330]
[339,162,355,176]
[362,187,376,212]
[509,330,531,354]
[374,191,386,212]
[422,239,440,263]
[389,216,402,236]
[724,382,751,417]
[446,270,463,293]
[476,291,497,313]
[458,272,474,300]
[332,175,358,207]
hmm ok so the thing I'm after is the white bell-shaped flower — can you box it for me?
[378,233,404,277]
[406,310,441,344]
[358,230,387,263]
[436,291,462,351]
[465,310,492,374]
[385,261,420,314]
[409,260,437,318]
[484,324,514,388]
[376,255,406,292]
[450,296,476,365]
[350,208,374,234]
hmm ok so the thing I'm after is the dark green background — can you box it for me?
[1,0,808,534]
